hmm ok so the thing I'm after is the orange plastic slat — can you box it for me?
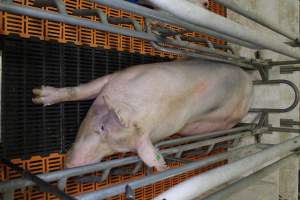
[2,148,225,200]
[0,0,226,57]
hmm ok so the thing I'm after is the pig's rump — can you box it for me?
[100,59,253,142]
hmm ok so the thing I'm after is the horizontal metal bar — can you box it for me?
[154,135,300,200]
[165,38,245,61]
[34,0,67,15]
[280,66,300,74]
[156,125,254,148]
[76,144,261,200]
[148,0,300,59]
[0,3,253,66]
[269,60,300,66]
[203,153,295,200]
[91,0,259,49]
[73,9,108,24]
[249,79,299,113]
[150,42,254,69]
[280,119,299,127]
[0,126,261,192]
[214,0,298,41]
[0,3,158,41]
[108,17,142,32]
[0,158,76,200]
[144,16,251,66]
[0,156,139,192]
[160,129,262,155]
[268,126,300,134]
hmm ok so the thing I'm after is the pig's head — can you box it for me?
[64,99,138,168]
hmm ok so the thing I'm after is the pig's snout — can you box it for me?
[64,148,97,169]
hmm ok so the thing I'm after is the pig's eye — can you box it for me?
[98,123,106,135]
[100,124,105,132]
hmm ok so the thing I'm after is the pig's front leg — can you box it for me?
[32,74,111,106]
[136,135,169,172]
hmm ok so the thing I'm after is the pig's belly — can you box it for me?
[177,119,232,136]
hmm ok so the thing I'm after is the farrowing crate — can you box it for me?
[0,148,226,200]
[0,0,226,57]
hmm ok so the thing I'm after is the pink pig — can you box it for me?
[33,59,253,171]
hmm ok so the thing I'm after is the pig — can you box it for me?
[32,59,253,171]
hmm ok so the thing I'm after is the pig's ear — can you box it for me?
[103,95,128,127]
[136,134,169,172]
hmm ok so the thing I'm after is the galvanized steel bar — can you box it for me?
[214,0,298,41]
[269,60,300,66]
[0,2,253,67]
[75,144,261,200]
[147,0,300,59]
[0,3,158,42]
[268,126,300,134]
[0,126,260,192]
[91,0,259,49]
[154,136,300,200]
[34,0,67,15]
[150,42,254,69]
[203,153,296,200]
[156,125,254,148]
[249,79,299,113]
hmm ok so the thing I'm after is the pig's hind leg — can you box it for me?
[32,75,111,106]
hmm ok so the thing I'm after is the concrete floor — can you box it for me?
[226,0,299,200]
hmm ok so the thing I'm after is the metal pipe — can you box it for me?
[203,153,296,200]
[108,17,142,32]
[147,0,300,59]
[150,42,254,69]
[34,0,67,15]
[0,156,140,192]
[91,0,259,49]
[269,60,300,66]
[156,125,254,148]
[0,126,260,192]
[160,129,262,155]
[214,0,298,42]
[268,126,300,134]
[0,3,158,42]
[0,158,76,200]
[145,19,251,68]
[154,135,300,200]
[249,80,299,113]
[0,3,252,66]
[75,144,260,200]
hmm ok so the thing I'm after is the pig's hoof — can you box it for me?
[32,97,44,105]
[156,163,169,172]
[32,86,58,106]
[32,88,43,96]
[155,153,169,172]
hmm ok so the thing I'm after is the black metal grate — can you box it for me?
[1,36,170,159]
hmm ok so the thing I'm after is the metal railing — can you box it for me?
[1,0,300,69]
[0,0,256,69]
[1,0,300,199]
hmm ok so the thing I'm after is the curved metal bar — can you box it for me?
[249,79,299,113]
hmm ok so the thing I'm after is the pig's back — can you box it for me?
[101,59,252,140]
